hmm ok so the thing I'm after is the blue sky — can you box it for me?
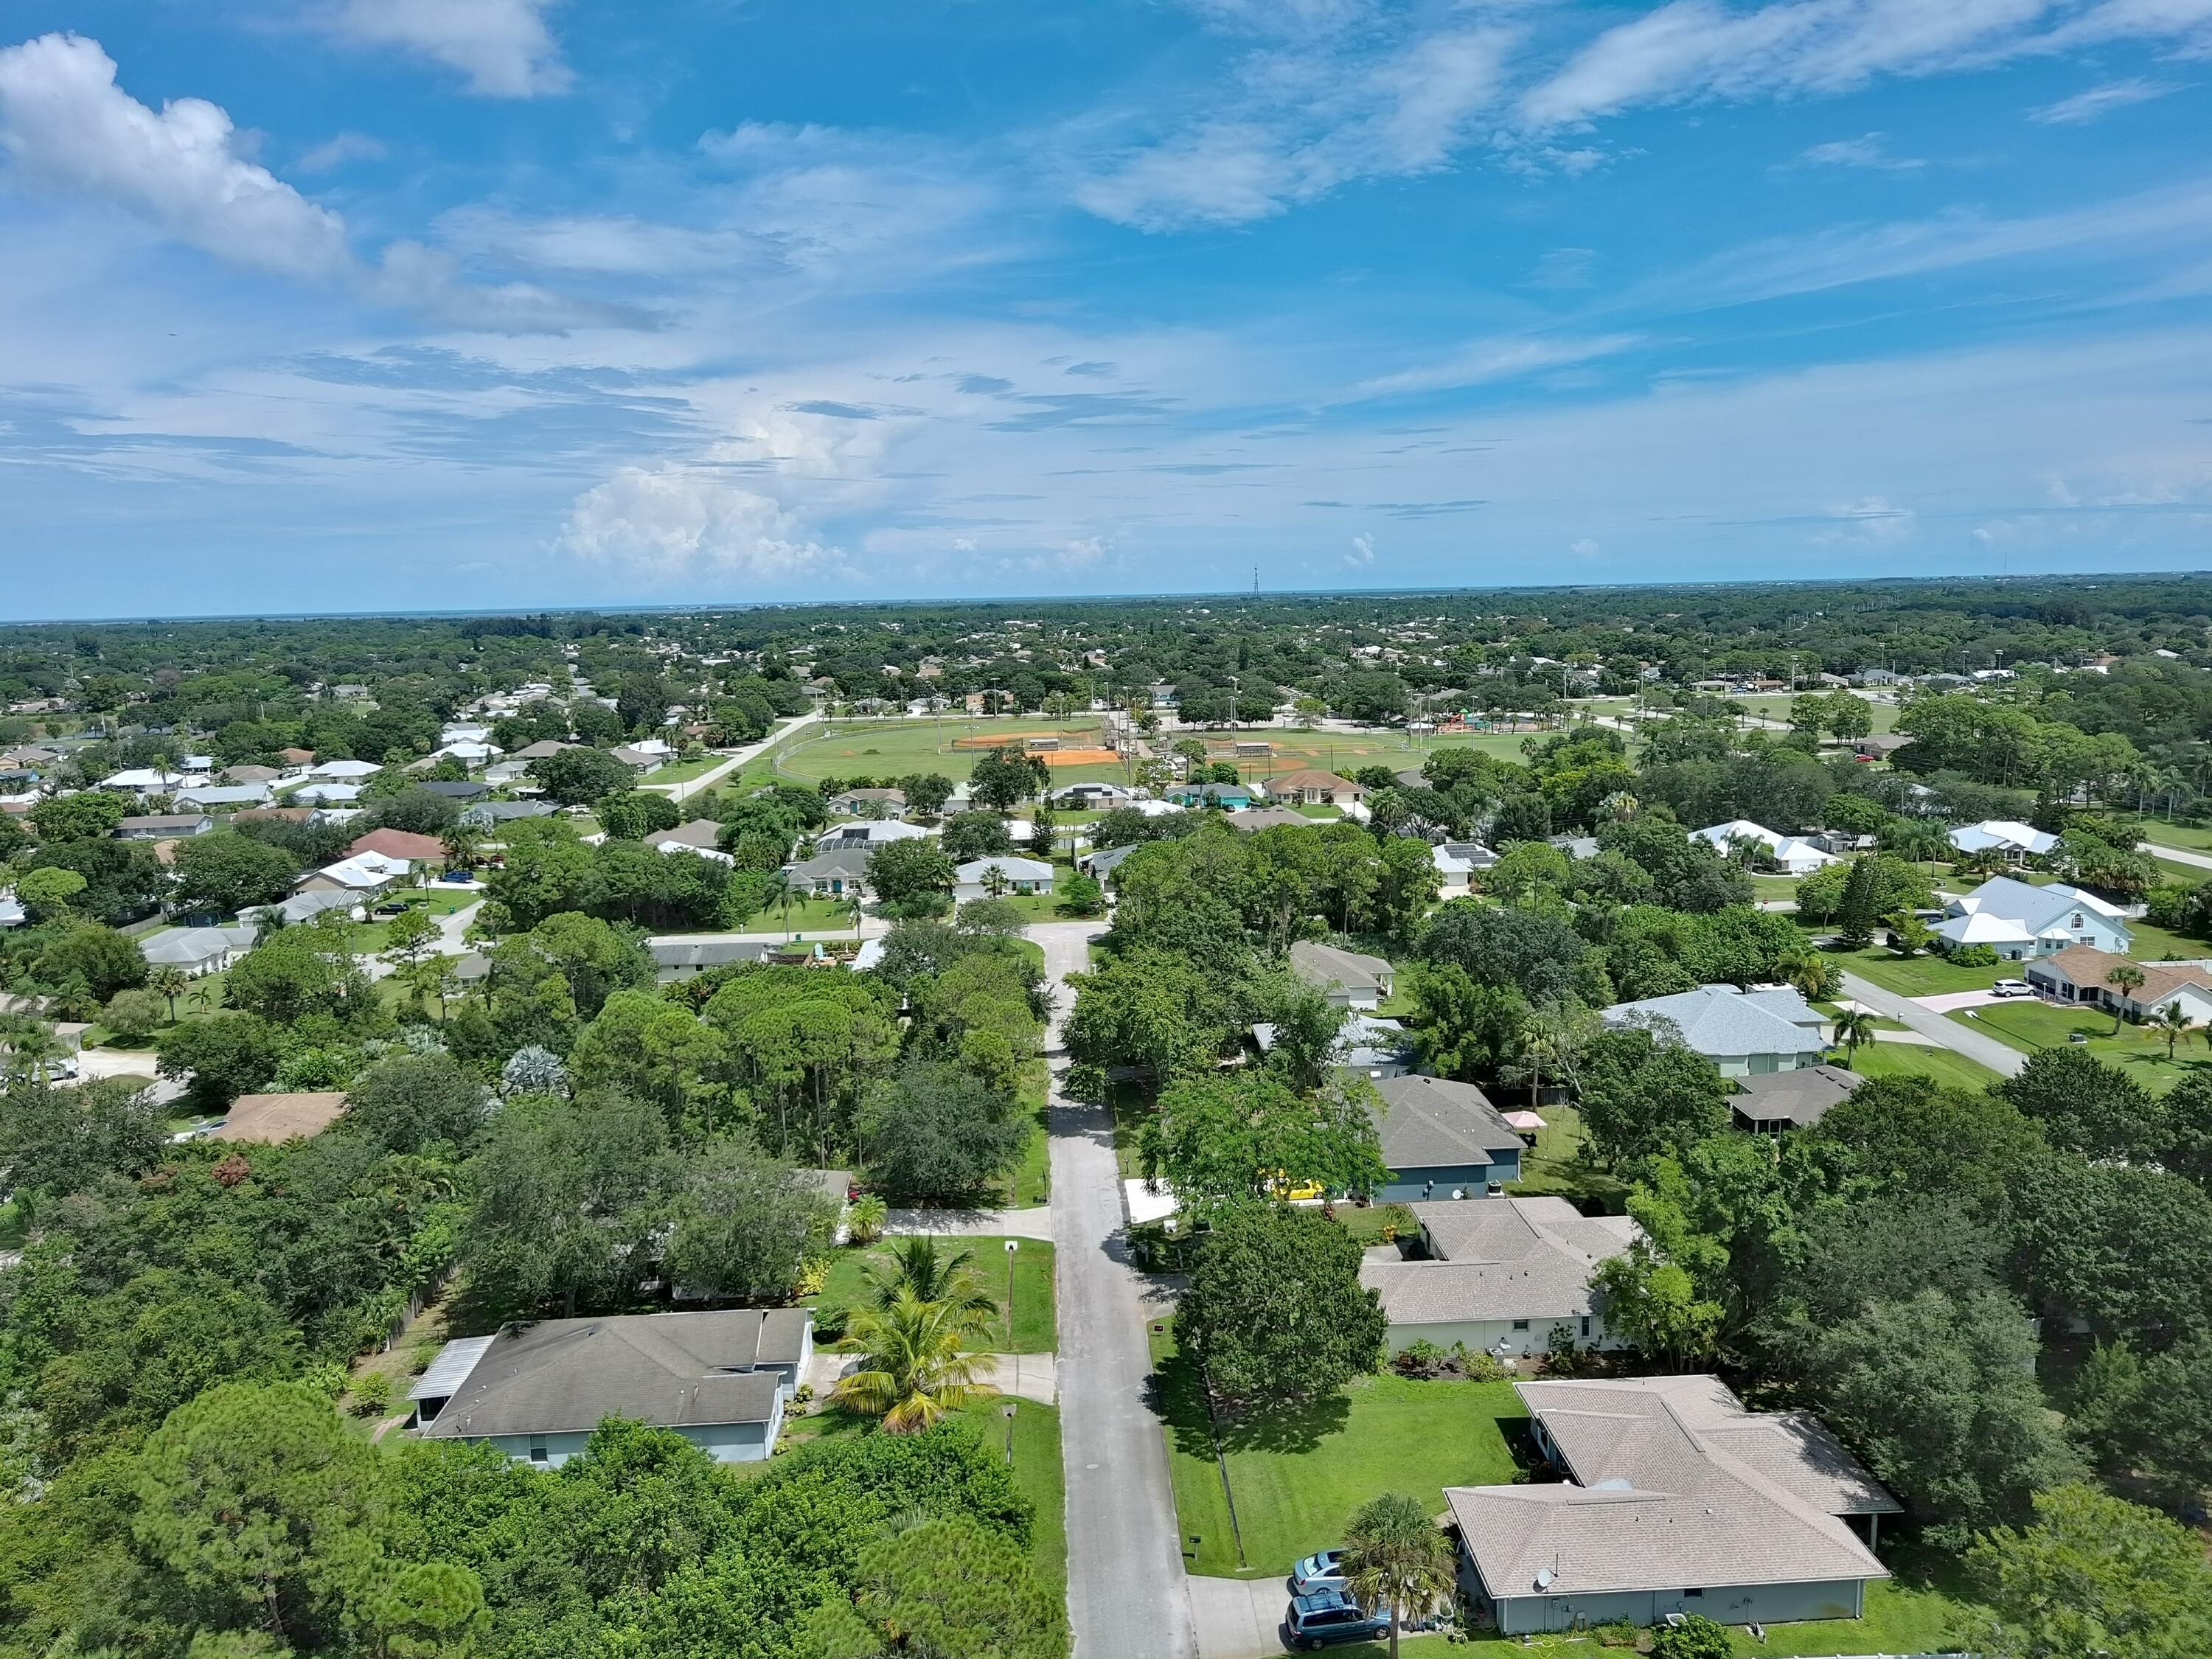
[1,0,2210,618]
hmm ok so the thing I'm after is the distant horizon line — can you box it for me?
[4,567,2209,630]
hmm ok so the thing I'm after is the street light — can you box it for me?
[1001,1400,1018,1466]
[1004,1239,1018,1352]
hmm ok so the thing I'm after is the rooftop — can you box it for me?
[1732,1063,1863,1129]
[1360,1196,1636,1326]
[1371,1073,1523,1169]
[215,1091,347,1144]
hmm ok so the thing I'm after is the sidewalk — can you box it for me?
[802,1348,1059,1404]
[884,1205,1054,1240]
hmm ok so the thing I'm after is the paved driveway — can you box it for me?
[1839,971,2025,1077]
[1032,920,1199,1659]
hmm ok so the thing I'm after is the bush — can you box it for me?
[1949,942,2000,967]
[349,1370,392,1418]
[1650,1613,1731,1659]
[813,1301,850,1342]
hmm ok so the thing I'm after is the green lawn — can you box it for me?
[344,888,477,955]
[1506,1102,1630,1213]
[1951,1000,2211,1094]
[2140,818,2212,853]
[636,753,724,786]
[1152,1329,1528,1580]
[776,1397,1065,1594]
[774,718,1121,785]
[1750,874,1801,904]
[1847,1041,2003,1091]
[748,894,866,936]
[812,1236,1055,1352]
[1821,944,2007,998]
[2118,917,2212,962]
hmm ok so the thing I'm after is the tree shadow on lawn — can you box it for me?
[1150,1343,1350,1460]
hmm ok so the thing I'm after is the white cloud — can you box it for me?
[0,32,349,280]
[1812,494,1918,544]
[296,131,388,173]
[368,239,641,332]
[323,0,571,98]
[2029,76,2177,122]
[1796,131,1924,167]
[1347,333,1642,400]
[1571,537,1600,554]
[1346,532,1377,566]
[560,464,836,578]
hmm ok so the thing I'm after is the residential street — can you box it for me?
[646,710,821,804]
[1837,970,2026,1078]
[1030,920,1198,1659]
[2140,838,2212,873]
[362,897,482,981]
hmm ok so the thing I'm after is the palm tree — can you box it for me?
[0,1014,62,1083]
[846,1193,888,1245]
[1339,1491,1458,1659]
[1832,1008,1877,1065]
[762,870,793,942]
[441,826,482,872]
[148,964,189,1023]
[1780,954,1832,1003]
[2153,1000,2197,1060]
[2105,964,2146,1034]
[831,1292,1000,1433]
[981,863,1009,899]
[187,981,218,1014]
[866,1236,998,1323]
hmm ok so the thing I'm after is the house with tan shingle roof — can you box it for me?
[2025,944,2212,1023]
[1360,1197,1638,1358]
[1447,1375,1899,1635]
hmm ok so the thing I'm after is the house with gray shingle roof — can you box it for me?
[1290,939,1394,1009]
[1601,984,1828,1077]
[414,1310,810,1468]
[1447,1375,1899,1635]
[1360,1196,1638,1357]
[1368,1074,1523,1200]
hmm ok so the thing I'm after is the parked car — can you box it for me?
[1991,979,2034,998]
[1285,1590,1387,1650]
[1290,1549,1347,1596]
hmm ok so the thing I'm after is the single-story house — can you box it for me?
[141,923,259,976]
[827,787,908,818]
[420,780,491,801]
[289,782,363,805]
[1251,1013,1412,1082]
[1223,806,1310,832]
[1731,1063,1863,1133]
[1052,782,1133,809]
[214,1091,347,1144]
[99,768,192,794]
[814,819,928,850]
[174,783,274,811]
[277,747,316,767]
[116,813,214,841]
[1077,841,1144,883]
[1262,769,1366,807]
[956,855,1055,900]
[1935,875,2132,961]
[1290,939,1395,1010]
[643,821,734,863]
[2025,945,2212,1021]
[1447,1376,1899,1636]
[608,745,664,773]
[461,799,557,830]
[296,850,411,897]
[347,827,449,866]
[1164,782,1253,808]
[790,847,874,898]
[1368,1074,1523,1200]
[412,1310,812,1467]
[1548,834,1600,860]
[246,888,363,929]
[1360,1197,1638,1357]
[650,939,774,981]
[1603,984,1829,1077]
[1432,842,1498,892]
[508,740,579,762]
[1690,820,1837,876]
[1947,819,2059,862]
[311,759,382,781]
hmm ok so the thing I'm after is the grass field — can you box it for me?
[1505,1101,1630,1212]
[1848,1040,2003,1091]
[812,1236,1055,1352]
[1151,1329,1528,1579]
[1952,999,2211,1093]
[1822,944,2008,998]
[2141,819,2212,852]
[775,719,1121,785]
[637,753,725,786]
[777,1397,1065,1593]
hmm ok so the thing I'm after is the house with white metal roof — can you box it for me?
[1447,1376,1899,1635]
[1934,874,2132,960]
[1689,820,1837,876]
[955,855,1055,900]
[1947,819,2058,862]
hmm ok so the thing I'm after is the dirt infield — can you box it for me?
[950,729,1091,750]
[1038,748,1122,767]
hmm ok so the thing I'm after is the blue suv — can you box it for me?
[1285,1589,1388,1649]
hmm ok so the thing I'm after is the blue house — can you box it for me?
[1369,1074,1523,1201]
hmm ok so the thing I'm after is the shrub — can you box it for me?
[1949,942,2000,967]
[813,1301,850,1342]
[1392,1339,1447,1378]
[349,1370,392,1418]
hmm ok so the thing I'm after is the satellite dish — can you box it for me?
[1534,1568,1554,1590]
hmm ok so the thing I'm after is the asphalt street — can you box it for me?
[1031,920,1198,1659]
[1837,970,2026,1078]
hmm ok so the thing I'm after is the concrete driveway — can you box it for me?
[1188,1577,1291,1659]
[1838,971,2025,1077]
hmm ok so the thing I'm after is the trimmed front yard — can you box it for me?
[1951,999,2212,1094]
[1846,1041,2003,1091]
[811,1235,1055,1352]
[1151,1327,1528,1581]
[1823,944,2006,998]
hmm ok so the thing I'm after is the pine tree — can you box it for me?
[1836,855,1879,950]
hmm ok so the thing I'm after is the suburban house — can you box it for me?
[310,759,382,782]
[608,745,664,773]
[346,827,449,867]
[174,783,274,811]
[827,787,908,818]
[2025,944,2212,1020]
[1076,841,1144,883]
[814,819,928,850]
[1290,940,1395,1009]
[411,1310,812,1467]
[955,855,1055,900]
[1935,875,2132,960]
[790,846,873,898]
[1603,984,1829,1076]
[642,821,734,863]
[1164,782,1253,808]
[1447,1376,1899,1636]
[141,924,259,976]
[1689,820,1837,875]
[1251,1012,1412,1082]
[289,782,362,805]
[1052,782,1133,809]
[1432,842,1498,894]
[1262,769,1366,807]
[1731,1064,1863,1133]
[247,888,364,928]
[1947,819,2059,862]
[420,780,491,801]
[99,768,192,795]
[296,850,411,897]
[214,1091,347,1144]
[508,740,579,762]
[650,939,774,981]
[1368,1074,1524,1200]
[1360,1197,1638,1357]
[1222,806,1311,832]
[461,800,557,830]
[116,813,213,841]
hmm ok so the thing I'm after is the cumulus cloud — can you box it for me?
[296,131,388,173]
[560,464,837,578]
[0,32,350,280]
[2030,77,2176,122]
[1813,495,1917,544]
[323,0,571,98]
[1346,532,1377,566]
